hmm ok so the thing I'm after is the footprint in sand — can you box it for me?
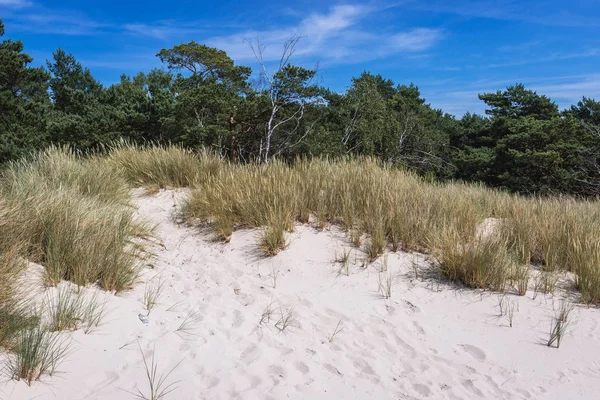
[207,376,220,389]
[232,309,245,328]
[462,379,484,397]
[458,344,487,361]
[268,365,285,377]
[412,320,425,335]
[323,363,343,375]
[295,361,310,374]
[413,383,432,397]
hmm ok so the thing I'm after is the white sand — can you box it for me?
[4,189,600,399]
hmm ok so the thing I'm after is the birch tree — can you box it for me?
[245,36,321,163]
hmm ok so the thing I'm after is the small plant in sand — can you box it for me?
[46,287,106,333]
[81,291,107,334]
[174,308,202,337]
[378,272,393,299]
[135,344,182,400]
[497,293,507,316]
[349,228,362,248]
[143,279,165,315]
[328,318,344,343]
[274,307,297,333]
[46,288,84,332]
[7,326,70,385]
[268,267,280,289]
[379,254,389,273]
[367,228,386,262]
[335,248,352,276]
[547,300,574,348]
[259,302,276,325]
[532,270,559,300]
[506,299,516,327]
[262,222,287,256]
[512,264,529,296]
[411,259,420,280]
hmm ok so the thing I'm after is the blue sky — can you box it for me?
[1,0,599,116]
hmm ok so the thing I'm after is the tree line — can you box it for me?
[1,19,599,196]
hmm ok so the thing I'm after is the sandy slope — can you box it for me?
[3,189,600,399]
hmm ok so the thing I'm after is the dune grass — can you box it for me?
[0,146,154,384]
[0,143,596,386]
[0,245,39,349]
[180,155,600,303]
[7,326,70,385]
[0,147,152,292]
[107,142,221,189]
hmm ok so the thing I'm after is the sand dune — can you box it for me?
[4,189,600,399]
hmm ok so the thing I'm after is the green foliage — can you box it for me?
[157,41,250,90]
[0,20,598,197]
[0,19,50,163]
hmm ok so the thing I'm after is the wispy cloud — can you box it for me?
[6,10,110,35]
[201,5,442,64]
[497,40,541,52]
[535,74,600,101]
[413,0,600,27]
[486,48,599,68]
[0,0,32,8]
[423,73,600,116]
[123,19,249,40]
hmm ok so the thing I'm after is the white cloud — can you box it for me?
[120,5,442,66]
[387,29,442,52]
[201,5,442,65]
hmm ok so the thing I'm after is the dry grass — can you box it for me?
[0,245,39,349]
[0,147,150,384]
[180,155,600,304]
[0,147,152,292]
[0,143,596,387]
[107,141,221,189]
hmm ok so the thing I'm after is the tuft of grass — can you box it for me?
[81,291,107,334]
[174,308,202,336]
[0,147,152,293]
[0,245,39,348]
[497,293,507,316]
[46,288,84,332]
[378,272,393,299]
[7,326,70,385]
[262,222,287,256]
[143,279,165,315]
[268,267,279,289]
[547,300,574,348]
[434,229,514,291]
[506,299,516,327]
[335,248,352,276]
[274,307,297,334]
[259,302,276,326]
[46,287,107,333]
[107,142,208,188]
[349,228,362,248]
[571,238,600,305]
[366,220,386,262]
[135,344,182,400]
[512,264,530,296]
